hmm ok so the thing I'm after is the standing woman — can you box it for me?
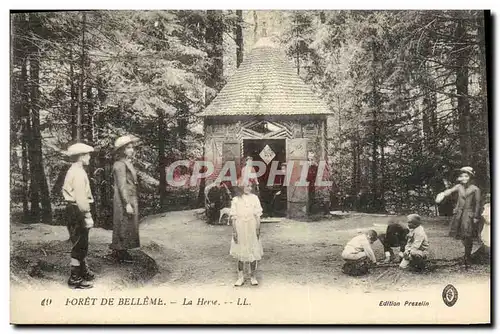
[111,135,141,263]
[435,166,481,267]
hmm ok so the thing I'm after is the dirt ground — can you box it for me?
[10,210,490,292]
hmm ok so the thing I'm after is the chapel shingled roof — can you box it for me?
[198,38,331,117]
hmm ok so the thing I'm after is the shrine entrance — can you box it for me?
[243,139,287,217]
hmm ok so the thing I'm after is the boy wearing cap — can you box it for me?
[435,166,481,266]
[62,143,95,289]
[400,214,429,271]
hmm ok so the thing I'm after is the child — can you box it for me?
[111,135,141,263]
[229,180,264,286]
[205,181,232,224]
[341,230,378,276]
[378,218,409,264]
[471,194,490,264]
[400,214,429,271]
[480,197,491,249]
[435,166,481,266]
[241,155,260,196]
[62,143,95,289]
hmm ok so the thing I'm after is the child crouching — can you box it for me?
[341,230,378,276]
[400,214,429,271]
[378,218,409,264]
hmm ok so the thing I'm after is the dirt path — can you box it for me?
[10,210,490,292]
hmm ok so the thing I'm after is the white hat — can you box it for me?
[459,166,475,176]
[64,143,94,156]
[114,135,140,152]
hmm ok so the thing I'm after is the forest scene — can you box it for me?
[9,11,492,320]
[10,10,490,227]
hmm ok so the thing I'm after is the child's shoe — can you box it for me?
[382,251,391,264]
[234,271,244,286]
[399,258,410,269]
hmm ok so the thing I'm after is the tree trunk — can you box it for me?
[10,16,20,197]
[351,139,358,196]
[422,95,431,152]
[85,85,95,146]
[205,10,224,103]
[421,70,442,199]
[370,40,379,211]
[235,10,244,68]
[96,78,111,227]
[86,84,97,219]
[69,48,78,141]
[455,18,472,166]
[379,143,386,212]
[356,135,361,194]
[14,14,30,219]
[21,124,29,217]
[24,16,39,222]
[370,100,379,210]
[158,110,167,209]
[421,65,438,155]
[20,54,30,219]
[176,102,188,153]
[30,57,52,224]
[76,12,86,142]
[28,13,52,223]
[320,11,326,24]
[477,13,490,189]
[352,104,362,197]
[202,10,224,206]
[253,10,258,44]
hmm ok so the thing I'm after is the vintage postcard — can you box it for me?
[9,9,491,324]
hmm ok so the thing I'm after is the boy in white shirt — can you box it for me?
[62,143,95,289]
[341,230,378,276]
[400,214,429,271]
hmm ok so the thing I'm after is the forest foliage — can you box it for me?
[281,10,490,214]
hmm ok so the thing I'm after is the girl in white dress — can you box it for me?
[481,201,490,248]
[230,182,263,286]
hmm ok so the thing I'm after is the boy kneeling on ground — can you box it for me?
[400,214,429,271]
[341,230,378,276]
[378,218,409,264]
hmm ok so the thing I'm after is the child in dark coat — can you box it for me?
[436,166,481,267]
[378,218,409,264]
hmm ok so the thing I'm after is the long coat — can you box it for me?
[449,184,481,239]
[111,158,140,250]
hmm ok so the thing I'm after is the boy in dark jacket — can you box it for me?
[378,218,409,264]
